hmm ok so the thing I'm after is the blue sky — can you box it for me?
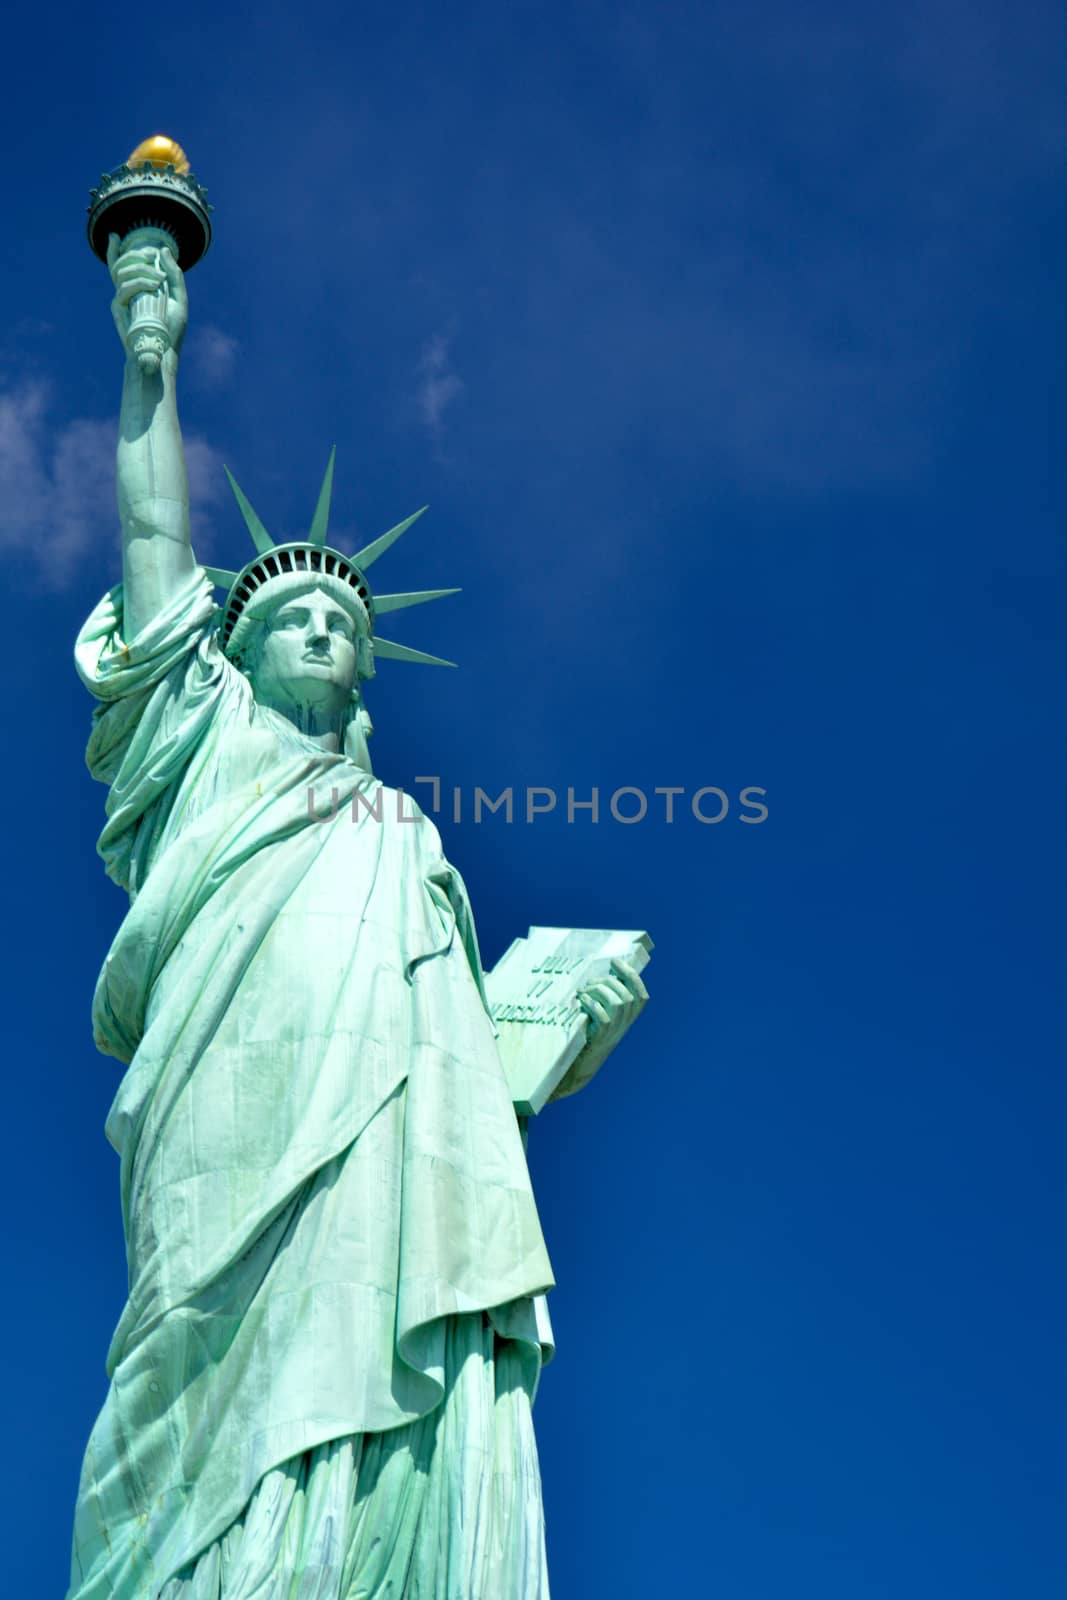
[2,1,1064,1594]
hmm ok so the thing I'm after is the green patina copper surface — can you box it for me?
[67,161,648,1600]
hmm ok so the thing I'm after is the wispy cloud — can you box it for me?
[186,324,239,388]
[0,380,226,585]
[183,437,228,552]
[415,329,464,448]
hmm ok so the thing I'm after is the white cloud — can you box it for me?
[187,324,239,388]
[0,380,225,585]
[183,436,228,558]
[415,330,464,445]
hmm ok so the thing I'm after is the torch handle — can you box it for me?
[120,225,178,376]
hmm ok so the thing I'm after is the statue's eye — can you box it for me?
[328,616,352,636]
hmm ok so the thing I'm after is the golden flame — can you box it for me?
[127,135,190,174]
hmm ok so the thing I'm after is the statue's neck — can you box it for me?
[253,690,347,752]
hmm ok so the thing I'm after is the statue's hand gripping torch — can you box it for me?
[107,228,185,374]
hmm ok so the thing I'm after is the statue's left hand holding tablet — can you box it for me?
[572,957,650,1077]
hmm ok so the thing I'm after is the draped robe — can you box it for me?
[67,572,555,1599]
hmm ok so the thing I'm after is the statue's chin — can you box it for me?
[254,666,354,707]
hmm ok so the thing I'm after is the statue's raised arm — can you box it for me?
[108,232,196,639]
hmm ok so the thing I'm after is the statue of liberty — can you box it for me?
[67,142,648,1600]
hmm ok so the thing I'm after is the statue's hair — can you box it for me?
[226,614,268,679]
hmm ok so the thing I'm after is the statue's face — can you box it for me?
[252,588,361,718]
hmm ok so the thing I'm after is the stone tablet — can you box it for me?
[486,927,653,1114]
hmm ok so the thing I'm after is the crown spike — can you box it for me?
[308,446,336,547]
[225,467,274,555]
[373,586,460,615]
[351,506,428,570]
[204,565,238,588]
[374,636,456,668]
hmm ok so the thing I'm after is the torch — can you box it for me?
[87,136,212,375]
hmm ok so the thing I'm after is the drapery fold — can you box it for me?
[158,1317,548,1600]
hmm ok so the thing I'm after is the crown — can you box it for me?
[206,449,459,669]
